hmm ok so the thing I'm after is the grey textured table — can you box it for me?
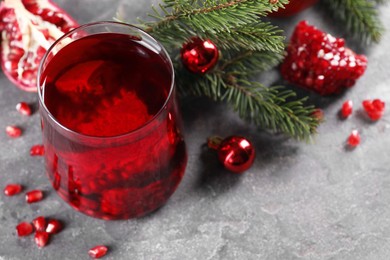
[1,1,390,259]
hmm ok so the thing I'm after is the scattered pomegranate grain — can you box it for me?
[4,184,23,196]
[32,216,47,232]
[341,100,353,118]
[16,102,32,116]
[46,219,62,234]
[16,222,34,237]
[348,130,361,147]
[362,99,385,121]
[30,145,45,156]
[26,190,44,203]
[6,125,22,138]
[88,245,108,259]
[312,108,324,121]
[34,231,50,248]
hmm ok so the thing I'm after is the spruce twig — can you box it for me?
[118,0,320,140]
[321,0,386,44]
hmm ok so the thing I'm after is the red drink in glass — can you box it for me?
[38,22,187,220]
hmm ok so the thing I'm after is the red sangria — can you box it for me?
[38,22,187,220]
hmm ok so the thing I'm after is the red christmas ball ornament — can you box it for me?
[181,37,219,74]
[269,0,319,17]
[208,136,256,173]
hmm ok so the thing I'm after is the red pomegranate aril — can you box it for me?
[6,125,22,138]
[16,102,32,116]
[312,108,324,121]
[341,100,353,118]
[16,222,34,236]
[26,190,44,203]
[88,245,108,259]
[30,144,45,156]
[32,216,47,232]
[4,184,23,196]
[46,219,62,234]
[348,130,361,147]
[34,231,50,248]
[363,99,385,121]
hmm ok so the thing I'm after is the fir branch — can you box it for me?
[118,0,320,140]
[320,0,385,43]
[220,49,284,76]
[222,79,318,140]
[203,22,285,52]
[174,64,319,140]
[142,0,289,35]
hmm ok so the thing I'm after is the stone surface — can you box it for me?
[1,1,390,259]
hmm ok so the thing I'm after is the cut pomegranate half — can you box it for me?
[0,0,79,92]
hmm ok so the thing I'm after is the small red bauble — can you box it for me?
[269,0,318,17]
[181,37,219,74]
[341,100,353,118]
[208,136,256,173]
[281,21,367,96]
[348,130,361,147]
[362,99,385,121]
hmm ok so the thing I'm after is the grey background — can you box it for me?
[1,1,390,259]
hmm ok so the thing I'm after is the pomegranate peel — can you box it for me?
[0,0,79,92]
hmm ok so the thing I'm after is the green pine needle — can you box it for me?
[321,0,385,44]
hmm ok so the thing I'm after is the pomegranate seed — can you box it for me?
[16,102,32,116]
[312,108,324,121]
[348,130,361,147]
[26,190,44,203]
[4,184,23,196]
[30,145,45,156]
[34,231,50,248]
[362,99,385,121]
[16,222,34,236]
[341,100,353,118]
[32,216,47,232]
[6,125,22,138]
[46,219,62,234]
[88,245,108,259]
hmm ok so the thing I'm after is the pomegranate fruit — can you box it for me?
[0,0,79,92]
[281,21,367,96]
[269,0,319,17]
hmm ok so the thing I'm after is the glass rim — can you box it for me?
[37,21,175,141]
